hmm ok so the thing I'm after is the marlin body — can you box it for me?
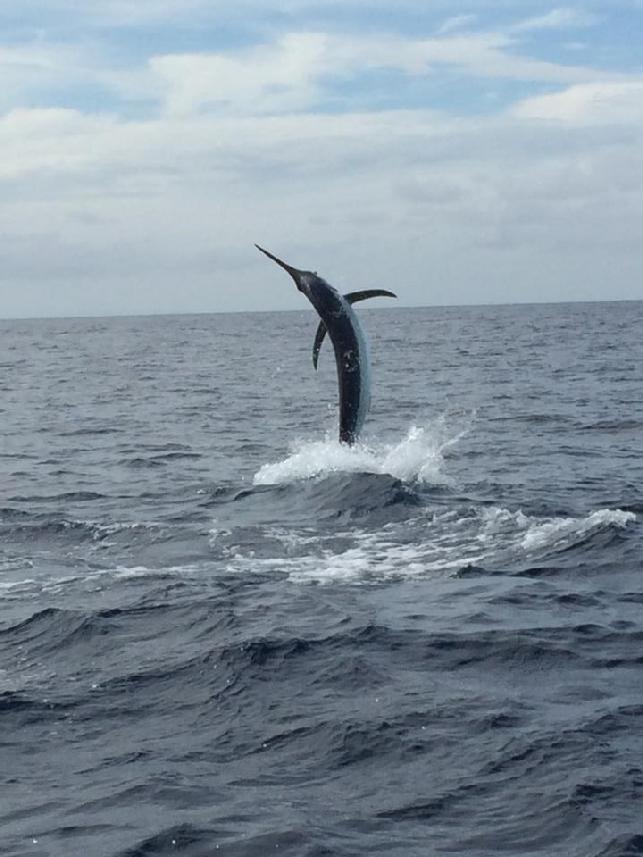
[255,245,396,444]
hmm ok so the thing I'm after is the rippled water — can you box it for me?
[1,302,642,857]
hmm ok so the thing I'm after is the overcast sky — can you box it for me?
[1,1,642,317]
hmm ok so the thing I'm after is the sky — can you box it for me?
[1,1,643,317]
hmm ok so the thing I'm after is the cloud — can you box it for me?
[2,85,643,317]
[0,17,626,119]
[1,8,642,317]
[511,7,601,32]
[149,34,330,117]
[513,80,643,124]
[139,31,622,119]
[0,43,87,111]
[436,14,478,35]
[404,32,611,84]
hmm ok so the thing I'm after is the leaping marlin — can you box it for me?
[255,244,396,444]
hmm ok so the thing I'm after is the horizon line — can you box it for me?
[1,296,641,323]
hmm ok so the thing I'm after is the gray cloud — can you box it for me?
[2,91,643,318]
[1,15,642,317]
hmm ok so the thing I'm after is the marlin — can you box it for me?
[255,244,396,444]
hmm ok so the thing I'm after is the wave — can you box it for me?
[519,508,635,552]
[6,491,108,503]
[0,514,167,545]
[218,505,636,584]
[1,507,635,595]
[253,418,470,486]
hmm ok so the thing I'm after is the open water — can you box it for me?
[1,302,642,857]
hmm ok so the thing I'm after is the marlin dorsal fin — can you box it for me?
[311,290,397,369]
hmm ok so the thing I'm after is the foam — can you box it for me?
[222,506,636,584]
[520,508,635,552]
[253,418,471,486]
[1,507,635,595]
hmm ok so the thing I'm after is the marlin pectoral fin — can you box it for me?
[344,289,397,303]
[312,321,327,370]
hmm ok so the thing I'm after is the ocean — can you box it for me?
[1,301,642,857]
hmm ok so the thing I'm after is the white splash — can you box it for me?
[254,419,470,486]
[520,508,635,552]
[221,506,636,584]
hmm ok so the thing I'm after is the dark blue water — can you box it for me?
[1,302,642,857]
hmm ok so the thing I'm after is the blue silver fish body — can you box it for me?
[300,273,371,444]
[254,244,383,445]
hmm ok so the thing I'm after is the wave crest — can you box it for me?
[219,505,636,584]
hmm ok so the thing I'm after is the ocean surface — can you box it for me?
[1,301,642,857]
